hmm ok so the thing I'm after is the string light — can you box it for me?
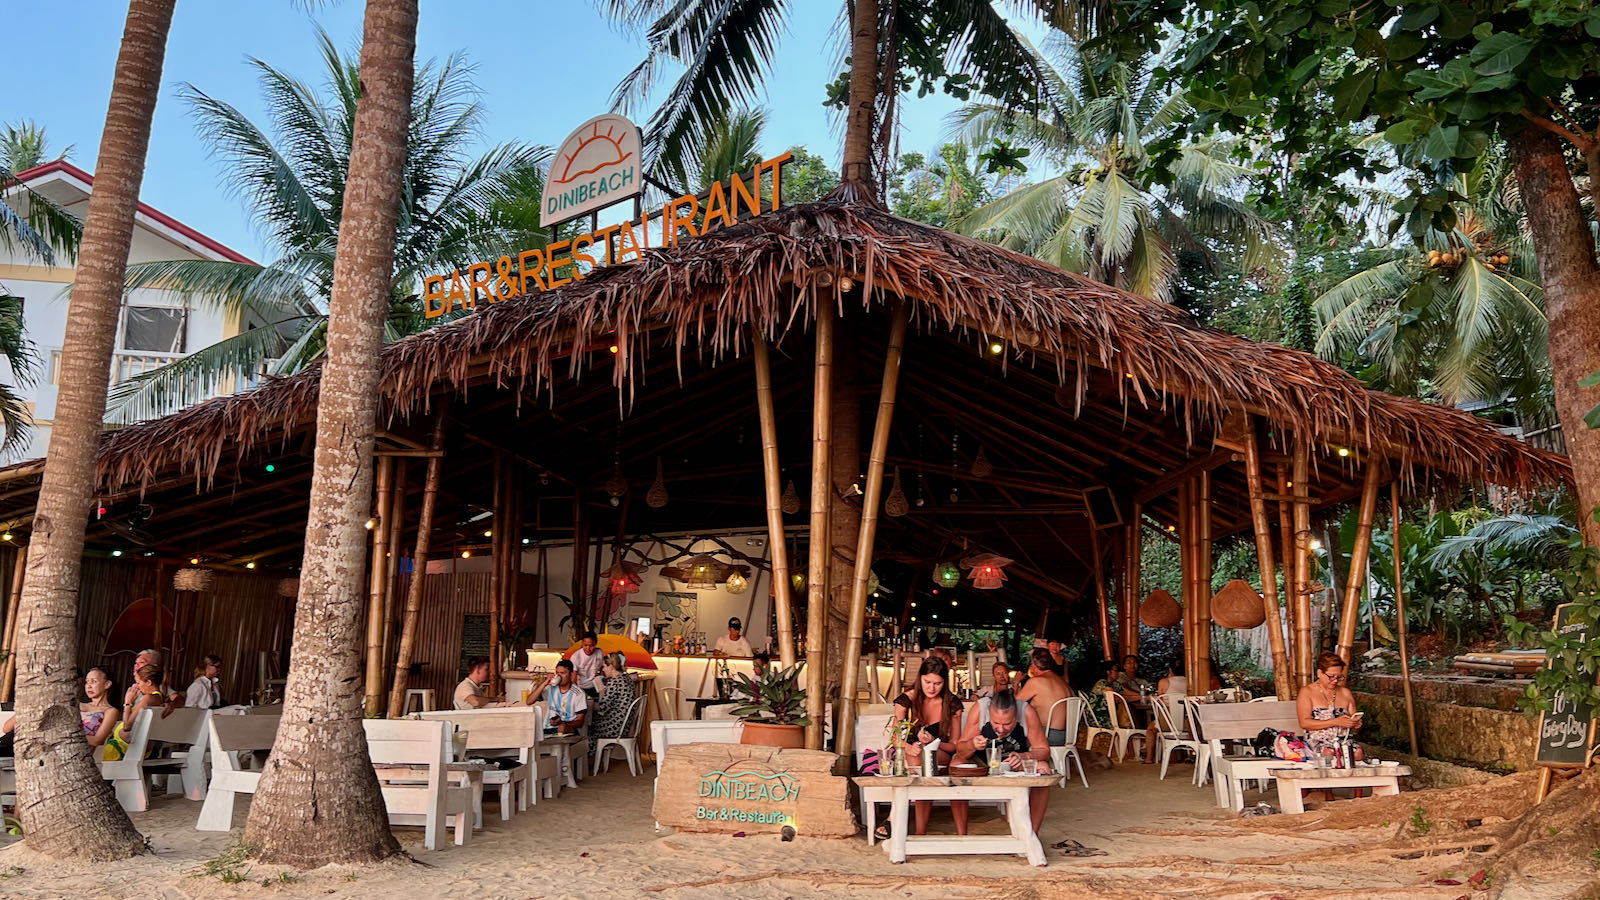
[264,463,276,473]
[190,557,201,565]
[1336,447,1351,457]
[111,549,123,557]
[1,531,11,542]
[1309,539,1323,551]
[609,345,619,354]
[365,519,376,530]
[461,550,471,559]
[246,561,257,569]
[483,529,493,538]
[522,537,531,545]
[988,341,1004,355]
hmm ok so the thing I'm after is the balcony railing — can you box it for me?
[50,349,185,386]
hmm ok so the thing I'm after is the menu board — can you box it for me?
[458,614,491,682]
[1535,604,1598,768]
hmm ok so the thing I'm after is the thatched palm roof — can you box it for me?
[89,200,1566,493]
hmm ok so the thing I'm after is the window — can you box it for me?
[119,305,186,353]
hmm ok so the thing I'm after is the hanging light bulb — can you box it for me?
[461,550,471,559]
[111,549,123,557]
[365,519,376,530]
[246,561,257,569]
[725,570,749,595]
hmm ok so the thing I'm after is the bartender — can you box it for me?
[714,616,753,657]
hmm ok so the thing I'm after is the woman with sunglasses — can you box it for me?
[1297,651,1364,766]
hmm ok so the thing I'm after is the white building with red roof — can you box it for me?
[0,160,261,462]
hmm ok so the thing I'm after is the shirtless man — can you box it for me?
[1016,647,1071,745]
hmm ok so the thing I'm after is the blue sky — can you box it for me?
[10,1,967,262]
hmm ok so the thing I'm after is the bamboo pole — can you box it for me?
[362,455,393,716]
[0,544,27,701]
[488,450,505,698]
[1276,462,1299,686]
[1392,481,1419,756]
[804,305,834,751]
[1336,462,1383,663]
[1179,478,1195,683]
[570,490,589,640]
[1196,469,1213,692]
[1090,524,1113,662]
[837,304,908,768]
[1123,508,1142,659]
[380,459,408,698]
[387,407,447,718]
[1292,439,1314,688]
[753,336,796,668]
[1243,418,1293,699]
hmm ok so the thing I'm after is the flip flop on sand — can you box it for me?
[1052,839,1107,857]
[875,824,891,841]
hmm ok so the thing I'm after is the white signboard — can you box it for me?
[540,113,642,227]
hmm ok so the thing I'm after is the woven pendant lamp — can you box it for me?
[971,446,993,478]
[1139,588,1181,627]
[781,480,801,515]
[1211,579,1266,629]
[173,568,214,593]
[646,458,669,508]
[885,468,909,517]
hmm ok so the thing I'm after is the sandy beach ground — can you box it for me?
[0,757,1569,899]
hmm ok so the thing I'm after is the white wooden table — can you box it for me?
[541,733,585,788]
[1271,764,1410,814]
[851,774,1055,866]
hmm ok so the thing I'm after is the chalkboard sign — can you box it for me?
[1535,603,1598,768]
[458,614,491,683]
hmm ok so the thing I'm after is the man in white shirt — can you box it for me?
[538,659,588,734]
[453,657,539,709]
[714,617,753,657]
[571,632,604,701]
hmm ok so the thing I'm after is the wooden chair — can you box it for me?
[364,718,477,850]
[196,714,279,830]
[593,694,647,776]
[1046,696,1089,788]
[1103,691,1147,763]
[101,707,212,811]
[418,707,543,819]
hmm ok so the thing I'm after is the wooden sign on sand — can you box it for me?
[652,742,858,837]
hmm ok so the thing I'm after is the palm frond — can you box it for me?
[0,175,81,266]
[1312,257,1411,358]
[1425,514,1575,569]
[0,381,33,456]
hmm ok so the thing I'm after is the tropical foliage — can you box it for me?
[0,121,80,267]
[603,0,1063,190]
[951,38,1279,299]
[115,33,552,423]
[1313,151,1548,407]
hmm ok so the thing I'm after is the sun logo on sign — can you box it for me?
[553,116,635,185]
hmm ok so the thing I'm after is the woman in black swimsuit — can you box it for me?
[892,656,964,836]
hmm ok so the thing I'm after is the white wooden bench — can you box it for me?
[418,707,557,817]
[195,714,279,831]
[650,719,743,778]
[1191,700,1303,811]
[101,707,212,811]
[1272,764,1409,813]
[364,718,478,850]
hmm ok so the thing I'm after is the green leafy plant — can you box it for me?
[0,865,22,878]
[195,841,254,884]
[1410,803,1433,836]
[1505,541,1600,719]
[728,665,811,726]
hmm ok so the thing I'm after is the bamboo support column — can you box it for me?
[804,306,835,751]
[570,490,589,640]
[1090,525,1113,662]
[488,451,506,698]
[1336,462,1383,662]
[1243,418,1293,699]
[362,456,393,716]
[753,336,796,668]
[1122,508,1142,659]
[837,304,908,768]
[1276,462,1299,686]
[380,460,409,696]
[387,408,447,718]
[1392,482,1419,755]
[1196,470,1213,692]
[1292,439,1314,687]
[0,544,26,702]
[1179,479,1195,684]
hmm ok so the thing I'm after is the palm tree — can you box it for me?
[603,0,1065,195]
[0,122,81,267]
[0,294,40,455]
[13,0,174,860]
[241,0,417,868]
[952,38,1279,299]
[115,32,551,423]
[690,109,766,191]
[1313,151,1548,408]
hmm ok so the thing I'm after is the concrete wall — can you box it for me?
[1353,674,1538,772]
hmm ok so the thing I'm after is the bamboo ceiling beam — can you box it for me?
[1134,448,1240,505]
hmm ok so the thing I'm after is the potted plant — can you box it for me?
[729,665,811,749]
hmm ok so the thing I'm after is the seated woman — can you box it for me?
[0,667,121,757]
[105,663,165,762]
[1297,651,1365,797]
[885,656,963,839]
[589,652,639,757]
[185,654,223,709]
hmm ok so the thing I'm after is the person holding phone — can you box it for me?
[888,656,963,838]
[1297,651,1364,765]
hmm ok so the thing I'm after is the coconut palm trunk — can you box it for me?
[1511,128,1600,549]
[11,0,174,859]
[242,0,417,867]
[839,0,880,196]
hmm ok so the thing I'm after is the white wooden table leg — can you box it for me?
[1373,779,1400,797]
[1011,788,1046,866]
[888,788,909,864]
[1276,778,1304,814]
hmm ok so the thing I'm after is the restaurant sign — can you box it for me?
[652,743,856,837]
[424,116,793,319]
[540,113,641,227]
